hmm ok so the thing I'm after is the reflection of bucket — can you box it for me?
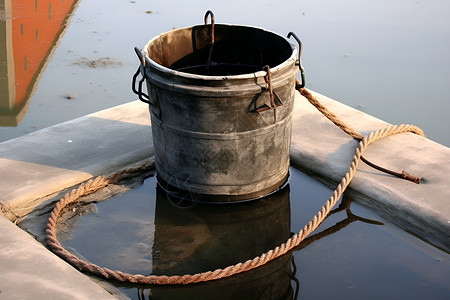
[149,183,293,299]
[133,14,300,201]
[146,255,294,300]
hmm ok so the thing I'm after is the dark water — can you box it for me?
[175,63,262,76]
[58,167,450,300]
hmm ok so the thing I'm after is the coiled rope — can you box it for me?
[46,85,425,285]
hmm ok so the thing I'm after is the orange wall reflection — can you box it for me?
[0,0,78,126]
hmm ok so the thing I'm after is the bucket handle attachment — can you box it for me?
[247,66,283,124]
[287,32,305,89]
[132,47,162,118]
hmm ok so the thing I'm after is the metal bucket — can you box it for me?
[133,11,304,202]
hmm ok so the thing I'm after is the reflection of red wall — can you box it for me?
[11,0,76,105]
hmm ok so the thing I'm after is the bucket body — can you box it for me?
[139,24,298,201]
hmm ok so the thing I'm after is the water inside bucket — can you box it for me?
[173,63,262,76]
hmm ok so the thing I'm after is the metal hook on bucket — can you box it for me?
[263,65,276,109]
[287,32,305,89]
[204,10,215,28]
[263,65,277,122]
[204,10,215,70]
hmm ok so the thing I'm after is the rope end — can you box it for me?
[401,170,422,184]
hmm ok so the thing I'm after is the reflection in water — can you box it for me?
[57,175,296,299]
[54,169,450,299]
[152,185,292,275]
[56,170,392,300]
[135,256,296,300]
[294,196,384,252]
[127,185,384,300]
[0,0,79,126]
[137,184,295,300]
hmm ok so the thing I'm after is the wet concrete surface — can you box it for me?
[0,214,118,299]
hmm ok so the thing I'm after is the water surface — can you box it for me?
[58,168,450,300]
[1,0,449,146]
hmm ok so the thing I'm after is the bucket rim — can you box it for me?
[140,23,298,81]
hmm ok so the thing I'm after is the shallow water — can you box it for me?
[58,167,450,299]
[1,0,450,146]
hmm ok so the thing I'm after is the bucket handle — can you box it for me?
[204,10,215,70]
[287,32,305,89]
[132,47,151,104]
[132,47,162,118]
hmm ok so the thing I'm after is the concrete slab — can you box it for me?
[0,215,117,299]
[291,90,450,250]
[0,101,153,220]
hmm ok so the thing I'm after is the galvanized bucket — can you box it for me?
[133,11,305,202]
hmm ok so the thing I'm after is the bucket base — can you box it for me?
[156,173,289,204]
